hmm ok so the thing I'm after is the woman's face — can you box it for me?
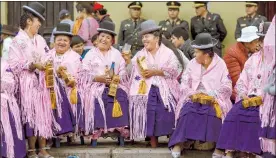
[54,35,71,54]
[194,48,207,64]
[142,33,159,52]
[27,17,42,35]
[72,43,84,55]
[97,32,113,51]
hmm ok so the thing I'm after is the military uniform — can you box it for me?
[117,1,145,56]
[191,12,227,57]
[159,1,189,39]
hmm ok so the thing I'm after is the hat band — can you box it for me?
[245,2,257,6]
[193,4,206,8]
[168,6,180,9]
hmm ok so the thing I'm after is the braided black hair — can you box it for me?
[201,48,214,58]
[98,8,107,15]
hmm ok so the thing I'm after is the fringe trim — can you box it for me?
[129,95,148,139]
[260,137,276,155]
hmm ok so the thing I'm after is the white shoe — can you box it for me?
[212,152,223,158]
[171,151,181,158]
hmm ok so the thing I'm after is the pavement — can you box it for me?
[48,136,213,158]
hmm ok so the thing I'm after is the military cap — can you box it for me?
[167,1,181,9]
[245,1,258,6]
[128,1,143,9]
[193,1,208,8]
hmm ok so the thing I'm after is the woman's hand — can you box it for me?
[242,95,249,100]
[34,63,46,71]
[57,66,67,78]
[142,69,164,78]
[94,75,112,85]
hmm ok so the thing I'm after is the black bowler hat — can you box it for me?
[257,21,271,37]
[54,23,73,37]
[22,2,45,21]
[191,33,218,49]
[193,1,208,8]
[128,1,143,9]
[97,21,117,36]
[71,35,85,47]
[1,25,19,36]
[167,1,181,9]
[245,1,258,6]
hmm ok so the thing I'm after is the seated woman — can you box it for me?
[79,21,129,146]
[169,33,232,158]
[215,23,273,158]
[1,59,26,158]
[124,20,182,148]
[45,23,84,146]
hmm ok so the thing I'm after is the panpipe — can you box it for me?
[45,62,56,109]
[137,56,147,95]
[242,96,263,108]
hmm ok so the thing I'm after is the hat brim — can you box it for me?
[139,26,161,36]
[129,5,142,9]
[97,28,117,36]
[168,6,180,9]
[245,2,257,6]
[193,4,206,8]
[53,31,73,37]
[1,30,16,36]
[191,38,218,49]
[23,6,45,21]
[237,35,260,42]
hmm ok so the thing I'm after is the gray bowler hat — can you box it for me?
[54,23,73,37]
[22,2,45,21]
[191,33,218,49]
[139,20,161,36]
[97,21,117,36]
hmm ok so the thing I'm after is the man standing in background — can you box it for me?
[117,1,145,56]
[159,1,189,40]
[235,1,267,39]
[191,1,227,57]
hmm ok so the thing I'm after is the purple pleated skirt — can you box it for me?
[93,87,129,130]
[52,81,75,135]
[168,101,222,148]
[1,107,26,158]
[216,100,262,154]
[146,86,175,137]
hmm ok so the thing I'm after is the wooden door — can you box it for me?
[258,1,276,21]
[7,1,74,46]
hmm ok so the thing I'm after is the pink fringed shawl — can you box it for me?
[128,44,181,139]
[175,54,232,122]
[1,59,23,158]
[78,46,129,135]
[259,15,276,155]
[8,29,60,138]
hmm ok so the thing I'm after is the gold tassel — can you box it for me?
[112,99,123,118]
[70,87,78,104]
[138,79,147,94]
[213,102,222,119]
[50,89,56,109]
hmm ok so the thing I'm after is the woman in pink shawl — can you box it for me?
[126,20,182,148]
[44,23,84,147]
[1,58,26,158]
[260,16,276,158]
[79,21,129,146]
[7,2,58,157]
[169,33,232,158]
[215,22,273,158]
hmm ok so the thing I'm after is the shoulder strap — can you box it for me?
[86,18,91,39]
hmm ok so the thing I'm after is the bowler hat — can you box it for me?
[1,25,18,36]
[257,21,271,37]
[22,2,45,21]
[191,33,218,49]
[97,21,117,36]
[71,35,85,47]
[139,20,161,36]
[54,23,73,37]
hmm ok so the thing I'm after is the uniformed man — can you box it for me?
[159,1,189,39]
[117,1,146,56]
[235,1,267,39]
[191,1,227,57]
